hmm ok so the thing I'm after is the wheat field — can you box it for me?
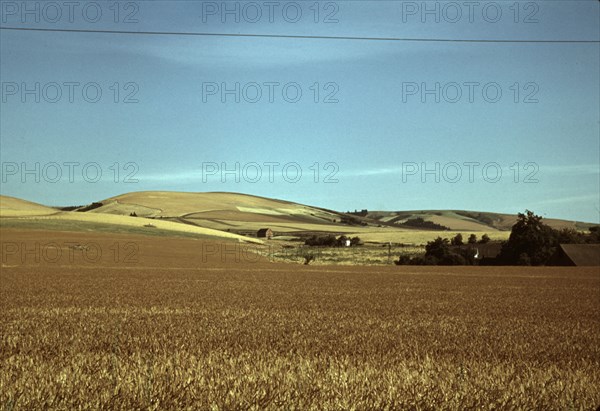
[1,229,598,410]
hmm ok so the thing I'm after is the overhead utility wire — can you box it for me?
[1,26,598,43]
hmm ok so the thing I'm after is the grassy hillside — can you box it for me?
[0,195,263,244]
[85,192,512,241]
[2,192,595,247]
[0,195,59,217]
[366,209,593,231]
[88,191,340,221]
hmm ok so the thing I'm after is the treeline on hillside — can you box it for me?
[77,202,103,212]
[339,215,368,226]
[58,205,83,211]
[399,217,450,231]
[58,202,103,212]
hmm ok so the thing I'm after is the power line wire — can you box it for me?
[1,26,598,43]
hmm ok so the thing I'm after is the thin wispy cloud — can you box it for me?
[341,163,600,179]
[540,164,599,176]
[138,170,204,183]
[529,194,600,207]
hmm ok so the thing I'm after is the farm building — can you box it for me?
[551,244,600,266]
[452,243,503,265]
[257,228,273,239]
[473,243,503,263]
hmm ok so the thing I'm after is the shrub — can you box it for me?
[302,252,316,265]
[350,236,363,246]
[395,255,440,266]
[411,256,439,265]
[305,235,361,247]
[394,255,412,265]
[305,235,338,247]
[589,226,600,243]
[337,235,349,247]
[439,253,467,266]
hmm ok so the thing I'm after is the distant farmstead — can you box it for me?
[257,228,273,239]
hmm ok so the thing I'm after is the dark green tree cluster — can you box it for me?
[396,210,598,267]
[498,210,599,265]
[467,233,490,244]
[399,217,449,230]
[304,235,362,247]
[395,236,476,266]
[77,202,103,212]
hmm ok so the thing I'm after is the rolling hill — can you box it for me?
[0,195,59,217]
[79,191,351,234]
[0,194,263,244]
[365,210,594,232]
[1,192,596,245]
[84,191,340,221]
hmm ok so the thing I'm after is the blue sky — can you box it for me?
[1,0,599,222]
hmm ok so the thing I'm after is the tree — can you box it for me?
[556,228,584,244]
[589,226,600,243]
[498,210,557,265]
[425,237,451,261]
[479,234,490,244]
[468,234,477,244]
[451,233,464,246]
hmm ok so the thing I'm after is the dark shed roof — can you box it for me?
[556,244,600,266]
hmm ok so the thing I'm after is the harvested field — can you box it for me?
[1,230,599,410]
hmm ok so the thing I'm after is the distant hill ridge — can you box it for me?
[1,192,595,234]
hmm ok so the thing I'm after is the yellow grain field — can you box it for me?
[1,230,598,410]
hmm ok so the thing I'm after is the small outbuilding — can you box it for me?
[257,228,273,239]
[551,244,600,266]
[452,242,503,265]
